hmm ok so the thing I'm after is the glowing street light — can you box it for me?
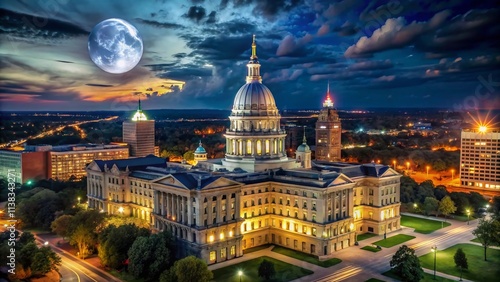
[393,160,396,169]
[238,270,243,282]
[77,197,81,204]
[431,245,438,280]
[406,161,410,171]
[426,166,430,178]
[118,207,124,214]
[451,169,455,180]
[44,241,49,246]
[466,209,470,225]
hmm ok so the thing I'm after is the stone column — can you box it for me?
[153,191,159,214]
[188,196,193,226]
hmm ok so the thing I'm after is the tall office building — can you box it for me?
[460,126,500,190]
[315,83,342,161]
[123,99,155,157]
[0,148,48,183]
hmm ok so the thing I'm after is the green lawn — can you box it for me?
[419,243,500,282]
[400,215,451,234]
[365,278,385,282]
[357,233,377,241]
[243,244,272,254]
[109,270,144,282]
[212,256,313,282]
[471,238,499,247]
[372,234,415,248]
[271,246,342,267]
[383,269,455,282]
[361,246,381,252]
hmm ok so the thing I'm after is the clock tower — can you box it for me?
[315,83,341,161]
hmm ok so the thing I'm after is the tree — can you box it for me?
[258,259,276,280]
[472,218,500,261]
[98,224,150,269]
[390,245,424,282]
[128,232,173,279]
[170,256,213,282]
[439,196,457,221]
[51,214,73,240]
[30,246,62,276]
[183,151,194,161]
[454,248,468,281]
[70,225,93,258]
[19,231,35,247]
[423,197,439,216]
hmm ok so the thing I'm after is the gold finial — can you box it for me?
[251,34,257,59]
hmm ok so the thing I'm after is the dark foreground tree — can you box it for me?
[172,256,213,282]
[128,231,174,279]
[472,218,500,261]
[454,248,468,281]
[258,259,276,280]
[390,245,424,282]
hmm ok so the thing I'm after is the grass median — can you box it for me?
[372,234,415,248]
[401,215,450,234]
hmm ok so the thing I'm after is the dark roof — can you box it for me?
[312,162,391,178]
[93,155,166,172]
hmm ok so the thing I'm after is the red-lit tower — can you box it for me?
[315,82,341,161]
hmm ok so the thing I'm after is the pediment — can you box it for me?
[110,164,120,175]
[152,174,189,189]
[87,161,102,172]
[328,173,353,187]
[380,168,399,177]
[202,177,242,190]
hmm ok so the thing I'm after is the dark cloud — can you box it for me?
[173,53,187,59]
[348,60,393,71]
[186,6,206,23]
[345,10,451,57]
[85,83,114,87]
[332,21,359,36]
[416,8,500,53]
[144,62,179,72]
[0,8,88,40]
[206,11,217,24]
[135,18,184,29]
[185,35,252,61]
[54,60,74,64]
[323,0,362,18]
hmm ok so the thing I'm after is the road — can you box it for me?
[0,116,118,148]
[35,233,122,282]
[302,217,477,282]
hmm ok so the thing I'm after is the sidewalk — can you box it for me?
[423,267,473,282]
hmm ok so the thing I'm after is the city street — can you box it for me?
[208,216,479,282]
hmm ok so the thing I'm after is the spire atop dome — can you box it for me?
[296,126,310,152]
[323,81,334,108]
[246,35,262,83]
[251,34,257,59]
[132,98,148,121]
[302,126,307,144]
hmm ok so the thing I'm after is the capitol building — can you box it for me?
[86,36,401,265]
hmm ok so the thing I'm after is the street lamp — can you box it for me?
[406,161,410,171]
[77,197,81,204]
[44,241,49,246]
[466,209,470,225]
[238,270,243,282]
[393,160,396,169]
[431,245,438,280]
[118,207,124,214]
[426,166,430,178]
[451,169,455,180]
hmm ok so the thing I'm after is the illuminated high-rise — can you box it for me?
[315,83,342,161]
[123,99,155,157]
[460,126,500,190]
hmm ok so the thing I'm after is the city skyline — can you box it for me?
[1,0,499,111]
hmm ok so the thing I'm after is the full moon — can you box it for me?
[88,18,143,74]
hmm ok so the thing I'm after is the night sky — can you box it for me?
[1,0,499,112]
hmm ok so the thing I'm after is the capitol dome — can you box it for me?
[195,141,206,154]
[232,82,278,113]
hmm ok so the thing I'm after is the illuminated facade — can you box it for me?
[49,144,129,180]
[0,149,48,183]
[123,100,155,157]
[315,83,342,161]
[460,128,500,190]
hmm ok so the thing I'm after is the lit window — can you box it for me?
[210,251,216,261]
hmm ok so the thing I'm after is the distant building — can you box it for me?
[0,148,48,184]
[0,143,129,182]
[295,127,312,169]
[460,127,500,190]
[315,83,342,161]
[123,99,156,157]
